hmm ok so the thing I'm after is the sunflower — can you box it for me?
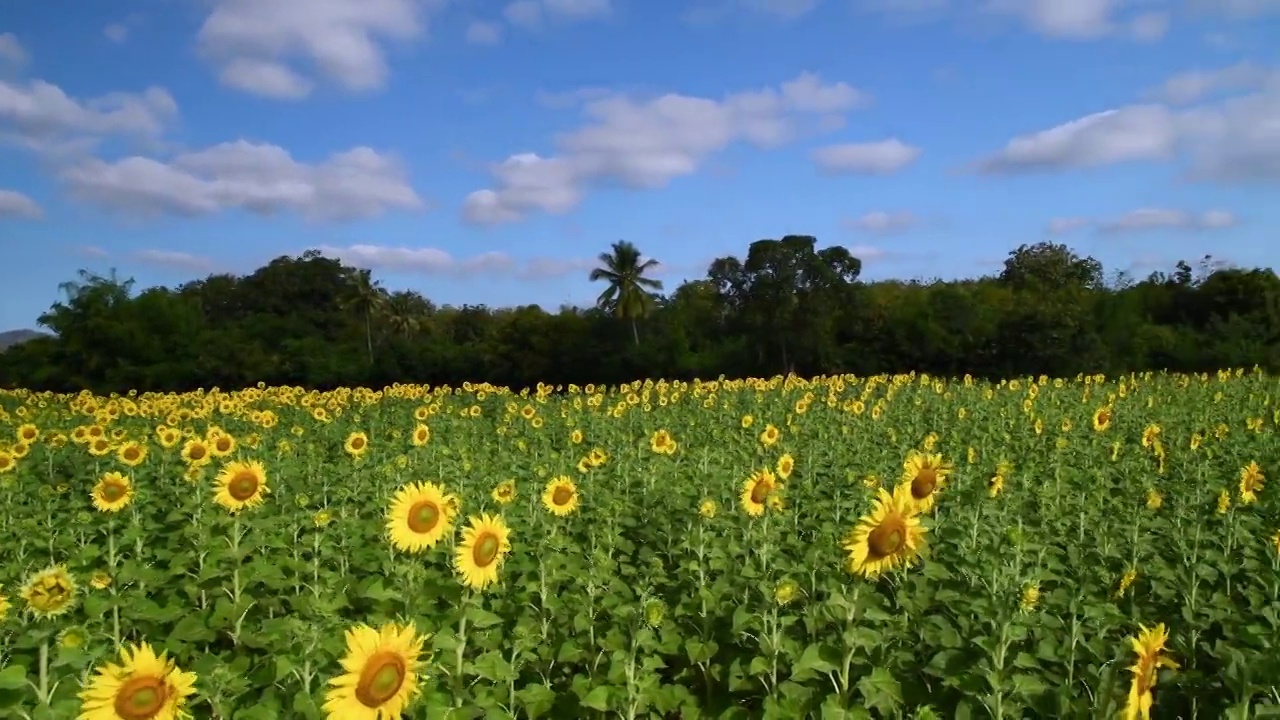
[344,432,369,458]
[0,586,9,621]
[88,438,113,457]
[1092,406,1113,432]
[454,513,512,591]
[410,424,430,447]
[758,424,780,447]
[323,623,427,720]
[491,480,516,505]
[740,468,778,517]
[116,441,147,467]
[1123,623,1178,720]
[774,579,799,606]
[210,433,236,457]
[92,471,135,513]
[78,641,198,720]
[16,423,39,443]
[699,499,717,519]
[90,571,113,590]
[212,460,270,513]
[1019,583,1040,612]
[157,429,181,449]
[842,485,926,579]
[180,438,211,466]
[20,565,78,619]
[0,451,15,474]
[775,453,795,480]
[900,449,953,513]
[650,430,677,455]
[542,476,579,517]
[1239,461,1265,504]
[386,482,455,553]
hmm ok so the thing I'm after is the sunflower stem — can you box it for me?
[36,639,49,706]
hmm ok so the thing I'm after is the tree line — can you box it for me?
[1,237,1278,393]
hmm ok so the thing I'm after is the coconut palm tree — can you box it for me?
[341,268,387,364]
[589,241,663,346]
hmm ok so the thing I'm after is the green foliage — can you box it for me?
[2,239,1279,393]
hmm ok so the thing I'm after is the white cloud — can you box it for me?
[0,78,177,154]
[317,244,595,279]
[685,0,822,22]
[1048,208,1238,234]
[863,0,1171,41]
[504,1,544,27]
[1127,11,1170,41]
[464,72,866,224]
[983,0,1119,39]
[978,65,1280,182]
[847,244,888,261]
[134,249,216,271]
[218,59,314,100]
[1098,208,1238,232]
[1189,0,1280,17]
[975,105,1179,172]
[62,140,423,222]
[1046,216,1091,234]
[844,211,916,234]
[1146,61,1273,104]
[465,21,503,45]
[0,189,42,219]
[197,0,431,99]
[103,23,130,44]
[542,0,613,20]
[504,0,610,29]
[811,138,921,174]
[0,33,27,67]
[78,245,110,258]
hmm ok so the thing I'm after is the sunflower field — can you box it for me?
[0,370,1278,719]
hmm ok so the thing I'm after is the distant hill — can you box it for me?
[0,329,50,351]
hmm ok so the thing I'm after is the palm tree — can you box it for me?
[385,291,424,339]
[341,268,387,364]
[58,267,131,303]
[588,241,663,346]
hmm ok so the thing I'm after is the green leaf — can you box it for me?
[790,643,838,682]
[856,667,902,715]
[580,685,611,712]
[0,665,28,690]
[517,683,556,720]
[466,606,504,629]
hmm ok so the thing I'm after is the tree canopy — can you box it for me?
[2,237,1278,393]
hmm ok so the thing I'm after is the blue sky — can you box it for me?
[1,0,1278,330]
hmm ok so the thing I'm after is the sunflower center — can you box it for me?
[22,430,35,440]
[351,437,366,451]
[911,468,937,499]
[1099,410,1110,424]
[355,651,407,708]
[228,471,260,501]
[551,486,574,506]
[113,675,169,720]
[123,447,140,461]
[867,516,907,560]
[216,439,231,452]
[100,481,127,502]
[407,501,440,533]
[750,479,773,505]
[473,532,500,567]
[189,446,206,460]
